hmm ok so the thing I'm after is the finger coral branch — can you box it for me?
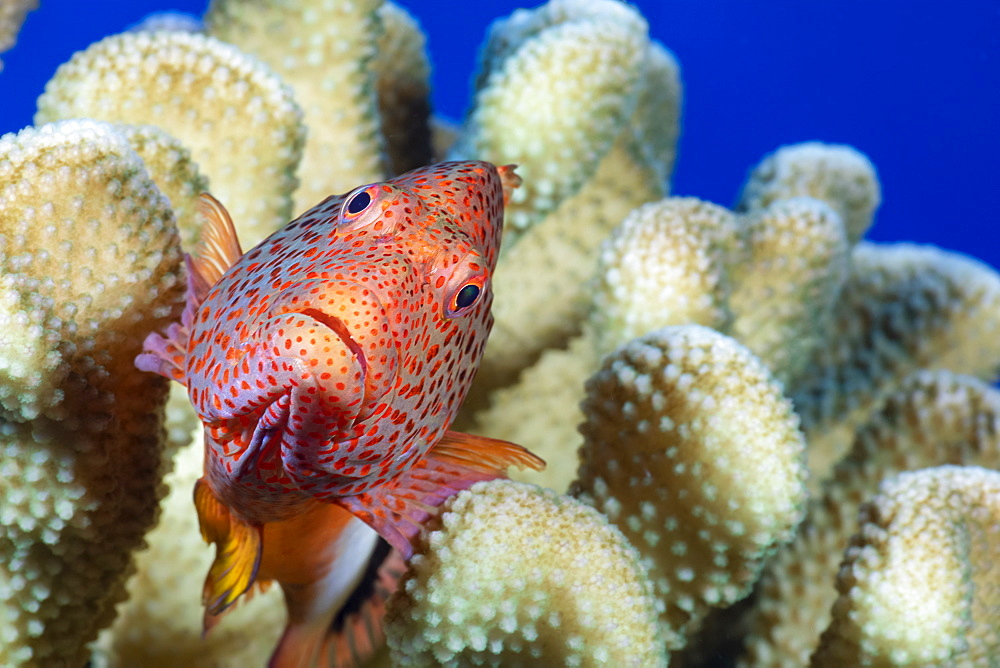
[736,142,881,244]
[743,370,1000,666]
[374,1,433,176]
[728,197,850,385]
[573,324,807,648]
[384,480,667,666]
[452,0,649,238]
[205,0,384,211]
[36,31,305,247]
[812,466,1000,666]
[591,198,741,354]
[113,124,210,249]
[467,136,667,413]
[0,0,37,71]
[0,119,184,664]
[791,243,1000,479]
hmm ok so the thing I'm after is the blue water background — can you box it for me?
[1,1,997,269]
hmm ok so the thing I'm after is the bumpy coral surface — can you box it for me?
[385,480,667,666]
[813,465,1000,666]
[574,325,807,646]
[112,123,210,248]
[205,0,384,211]
[736,141,881,244]
[36,30,305,247]
[743,370,1000,665]
[792,242,1000,478]
[455,0,681,416]
[0,120,183,665]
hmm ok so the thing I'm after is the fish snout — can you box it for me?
[271,281,398,425]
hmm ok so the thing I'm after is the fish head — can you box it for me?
[185,161,516,491]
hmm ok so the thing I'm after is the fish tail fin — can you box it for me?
[326,546,406,668]
[334,431,545,558]
[268,618,330,668]
[193,477,263,630]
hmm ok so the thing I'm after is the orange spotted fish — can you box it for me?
[136,161,543,666]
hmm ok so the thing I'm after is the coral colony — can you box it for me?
[2,0,1000,666]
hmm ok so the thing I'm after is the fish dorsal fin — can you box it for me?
[497,164,522,205]
[134,194,242,385]
[189,192,243,303]
[334,431,545,559]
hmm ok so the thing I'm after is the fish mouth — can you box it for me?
[295,308,368,379]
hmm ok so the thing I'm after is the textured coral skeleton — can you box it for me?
[3,0,1000,666]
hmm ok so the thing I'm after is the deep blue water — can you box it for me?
[2,1,998,269]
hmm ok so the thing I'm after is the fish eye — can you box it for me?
[455,284,480,309]
[339,184,380,224]
[446,277,485,317]
[346,190,372,215]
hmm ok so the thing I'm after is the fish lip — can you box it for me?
[294,308,368,378]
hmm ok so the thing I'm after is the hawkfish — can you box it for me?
[136,161,544,666]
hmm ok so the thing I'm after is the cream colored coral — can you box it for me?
[736,142,881,243]
[374,1,432,176]
[455,0,681,419]
[591,197,741,354]
[114,124,210,249]
[573,325,807,647]
[791,243,1000,479]
[0,120,183,665]
[452,0,649,237]
[630,40,683,184]
[385,480,667,667]
[743,370,1000,666]
[812,466,1000,666]
[728,196,850,384]
[471,194,734,491]
[206,0,384,211]
[479,335,596,492]
[0,0,37,70]
[128,11,204,33]
[36,31,305,247]
[470,195,840,492]
[463,136,666,417]
[91,427,286,667]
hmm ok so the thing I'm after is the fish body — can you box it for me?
[137,161,542,666]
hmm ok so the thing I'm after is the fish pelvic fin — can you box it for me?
[194,477,263,628]
[334,431,545,559]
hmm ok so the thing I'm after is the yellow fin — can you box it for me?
[190,193,243,298]
[193,478,262,622]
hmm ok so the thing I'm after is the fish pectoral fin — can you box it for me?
[134,319,191,384]
[194,477,263,625]
[334,431,545,560]
[432,430,546,474]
